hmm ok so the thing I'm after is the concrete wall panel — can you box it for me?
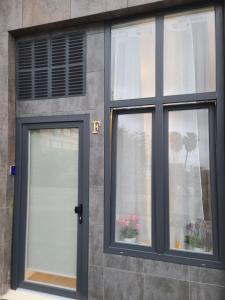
[22,0,71,27]
[0,1,225,299]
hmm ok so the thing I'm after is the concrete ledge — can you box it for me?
[1,290,76,300]
[11,0,207,37]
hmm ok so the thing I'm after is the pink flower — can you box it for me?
[117,217,129,227]
[135,224,141,230]
[130,214,138,223]
[117,218,125,225]
[124,220,129,226]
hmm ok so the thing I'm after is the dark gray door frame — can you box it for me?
[12,114,90,300]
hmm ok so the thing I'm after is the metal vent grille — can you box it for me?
[52,68,66,97]
[34,38,48,98]
[51,35,66,97]
[69,65,84,96]
[34,69,48,98]
[17,41,32,99]
[69,32,84,64]
[18,70,32,100]
[34,39,48,68]
[17,31,86,100]
[52,36,66,66]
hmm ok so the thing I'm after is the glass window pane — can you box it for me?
[111,19,155,100]
[164,8,216,95]
[25,128,79,290]
[115,113,152,246]
[169,109,213,254]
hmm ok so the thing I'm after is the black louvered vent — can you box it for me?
[69,32,84,64]
[17,41,32,100]
[69,65,84,96]
[17,31,86,100]
[68,33,85,95]
[52,68,66,97]
[51,36,66,97]
[34,39,48,98]
[52,36,66,66]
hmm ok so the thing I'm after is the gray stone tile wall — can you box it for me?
[22,0,71,27]
[100,254,225,300]
[0,0,225,299]
[0,0,22,33]
[0,29,15,295]
[0,0,206,31]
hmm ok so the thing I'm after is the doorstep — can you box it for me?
[1,289,78,300]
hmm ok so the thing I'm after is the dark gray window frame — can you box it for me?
[12,114,90,299]
[16,28,87,101]
[104,2,225,269]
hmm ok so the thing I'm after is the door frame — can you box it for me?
[12,114,90,300]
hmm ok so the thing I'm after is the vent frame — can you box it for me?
[16,29,86,101]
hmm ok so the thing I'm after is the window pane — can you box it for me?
[111,19,155,100]
[115,113,152,246]
[169,109,213,254]
[164,8,216,95]
[25,128,79,290]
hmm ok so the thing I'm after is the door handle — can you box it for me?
[74,204,83,224]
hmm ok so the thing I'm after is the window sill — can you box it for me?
[1,289,77,300]
[105,244,225,270]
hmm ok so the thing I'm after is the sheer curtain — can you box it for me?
[165,8,215,254]
[115,113,152,245]
[111,19,155,100]
[164,8,215,95]
[169,109,212,253]
[112,19,155,245]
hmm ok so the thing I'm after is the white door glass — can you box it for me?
[164,8,216,95]
[115,113,152,246]
[111,19,155,100]
[169,109,213,254]
[25,128,79,290]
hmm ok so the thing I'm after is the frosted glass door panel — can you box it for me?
[25,128,79,290]
[111,19,155,100]
[164,8,216,95]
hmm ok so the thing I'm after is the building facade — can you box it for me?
[0,0,225,299]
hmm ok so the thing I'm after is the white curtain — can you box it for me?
[115,113,152,245]
[111,19,155,100]
[169,109,211,250]
[164,8,215,95]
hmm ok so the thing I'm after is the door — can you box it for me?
[12,115,89,300]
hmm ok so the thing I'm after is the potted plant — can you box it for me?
[116,214,141,244]
[184,219,212,253]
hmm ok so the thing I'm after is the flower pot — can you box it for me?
[123,237,137,244]
[193,247,203,253]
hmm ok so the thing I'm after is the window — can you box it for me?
[168,108,213,254]
[17,30,86,100]
[114,111,152,246]
[111,19,155,100]
[105,5,225,269]
[164,9,216,95]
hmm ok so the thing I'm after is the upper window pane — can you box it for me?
[164,8,216,96]
[115,112,152,246]
[111,19,155,100]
